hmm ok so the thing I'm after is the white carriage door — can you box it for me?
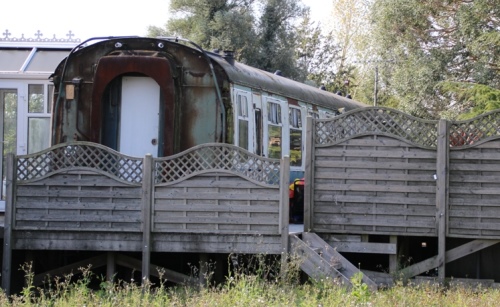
[120,77,160,157]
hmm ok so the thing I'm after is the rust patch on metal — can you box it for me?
[90,55,176,156]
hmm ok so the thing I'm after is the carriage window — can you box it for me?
[237,95,249,150]
[268,102,281,124]
[289,108,302,167]
[267,102,282,159]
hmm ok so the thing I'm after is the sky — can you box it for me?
[1,0,331,42]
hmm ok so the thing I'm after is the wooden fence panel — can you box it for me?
[149,143,287,254]
[448,140,500,238]
[8,142,287,255]
[313,136,437,236]
[15,172,142,231]
[309,107,500,240]
[153,173,280,234]
[151,144,283,236]
[12,143,144,232]
[309,108,439,236]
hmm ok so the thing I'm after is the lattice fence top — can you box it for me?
[154,143,281,185]
[315,107,439,149]
[449,110,500,148]
[17,142,143,183]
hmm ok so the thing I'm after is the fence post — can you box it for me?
[280,156,290,243]
[2,153,16,295]
[280,155,290,272]
[304,116,314,231]
[436,119,449,281]
[141,154,153,284]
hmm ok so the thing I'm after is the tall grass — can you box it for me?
[2,257,500,306]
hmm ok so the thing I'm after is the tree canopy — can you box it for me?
[369,0,500,119]
[148,0,256,60]
[148,0,327,81]
[148,0,500,118]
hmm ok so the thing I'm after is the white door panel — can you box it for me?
[120,77,160,157]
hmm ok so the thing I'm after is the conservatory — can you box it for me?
[0,30,79,209]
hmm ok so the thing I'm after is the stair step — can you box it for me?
[310,247,342,270]
[293,232,378,291]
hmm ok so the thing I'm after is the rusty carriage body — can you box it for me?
[50,36,365,180]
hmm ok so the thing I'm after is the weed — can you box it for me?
[350,272,371,304]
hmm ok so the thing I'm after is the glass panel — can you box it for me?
[28,84,44,113]
[48,84,54,113]
[290,129,302,167]
[237,95,249,149]
[2,89,17,200]
[289,108,302,166]
[289,108,302,128]
[254,109,262,156]
[28,118,50,154]
[268,102,281,124]
[238,120,249,150]
[268,125,282,159]
[238,95,248,117]
[0,50,31,71]
[24,50,71,72]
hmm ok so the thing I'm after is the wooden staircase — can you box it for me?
[290,232,378,290]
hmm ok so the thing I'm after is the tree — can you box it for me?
[252,0,308,79]
[295,11,323,83]
[300,0,376,100]
[148,0,257,62]
[329,0,371,95]
[150,0,313,80]
[295,15,341,89]
[370,0,500,119]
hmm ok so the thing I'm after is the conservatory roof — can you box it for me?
[0,30,79,77]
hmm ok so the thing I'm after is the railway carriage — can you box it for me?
[50,36,366,180]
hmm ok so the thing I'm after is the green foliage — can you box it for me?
[148,0,256,58]
[251,0,308,79]
[295,12,324,84]
[370,0,500,118]
[6,259,500,306]
[437,82,500,119]
[301,0,373,97]
[150,0,321,81]
[350,272,371,304]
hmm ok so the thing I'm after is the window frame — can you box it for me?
[233,89,253,152]
[262,96,287,160]
[288,105,305,168]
